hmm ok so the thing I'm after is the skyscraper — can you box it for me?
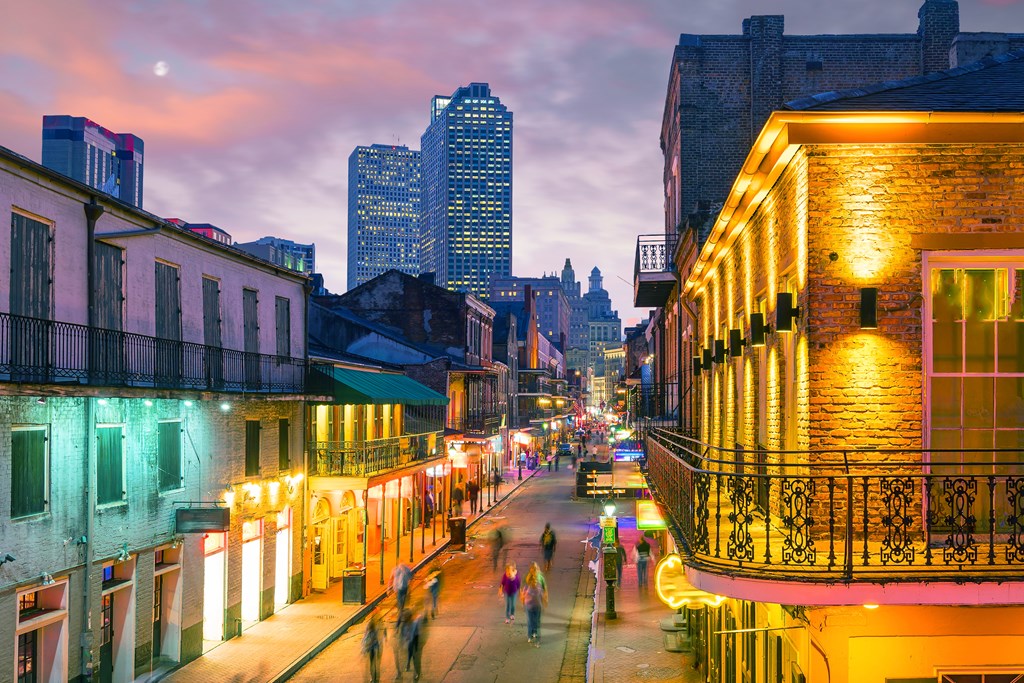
[347,144,421,289]
[236,236,315,274]
[419,83,512,299]
[41,115,144,208]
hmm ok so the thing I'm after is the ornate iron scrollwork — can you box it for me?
[1006,476,1024,563]
[694,470,710,554]
[880,477,915,565]
[942,477,978,565]
[781,478,816,565]
[727,475,756,563]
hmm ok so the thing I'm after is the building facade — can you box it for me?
[419,83,512,299]
[235,236,315,275]
[489,274,570,347]
[165,219,233,245]
[560,259,588,351]
[0,145,309,683]
[347,144,421,289]
[41,115,144,209]
[637,50,1024,682]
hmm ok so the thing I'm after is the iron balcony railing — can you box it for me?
[646,428,1024,583]
[634,233,679,277]
[0,311,306,393]
[308,430,445,478]
[448,413,502,436]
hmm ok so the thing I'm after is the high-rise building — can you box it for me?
[41,115,144,208]
[419,83,512,298]
[347,144,421,289]
[235,236,315,274]
[560,259,588,350]
[584,267,621,385]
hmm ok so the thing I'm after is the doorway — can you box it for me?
[202,533,226,644]
[311,499,330,591]
[241,519,263,626]
[275,510,291,609]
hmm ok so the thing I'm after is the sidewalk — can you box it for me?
[158,466,537,683]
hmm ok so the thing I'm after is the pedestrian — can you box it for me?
[467,479,480,514]
[554,449,559,472]
[391,563,412,613]
[451,483,464,516]
[547,446,554,472]
[521,563,549,645]
[635,535,652,590]
[499,562,521,624]
[540,523,557,572]
[491,525,506,571]
[425,564,441,619]
[400,604,427,681]
[424,487,434,522]
[614,539,627,587]
[361,611,386,683]
[391,608,408,680]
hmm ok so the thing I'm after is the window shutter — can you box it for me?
[11,429,46,517]
[97,426,124,504]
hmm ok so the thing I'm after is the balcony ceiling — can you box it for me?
[634,271,676,308]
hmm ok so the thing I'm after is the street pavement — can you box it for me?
[159,440,700,682]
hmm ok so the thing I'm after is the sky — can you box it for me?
[2,1,1023,328]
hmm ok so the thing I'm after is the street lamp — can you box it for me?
[600,499,618,619]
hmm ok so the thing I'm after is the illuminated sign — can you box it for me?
[175,507,229,533]
[636,500,667,530]
[654,554,726,610]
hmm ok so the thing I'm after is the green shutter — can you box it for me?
[278,419,290,470]
[97,426,124,504]
[158,422,182,492]
[11,429,46,517]
[245,420,261,476]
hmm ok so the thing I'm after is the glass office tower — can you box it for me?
[419,83,512,299]
[347,144,422,289]
[41,115,144,208]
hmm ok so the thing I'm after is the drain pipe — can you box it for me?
[82,198,104,679]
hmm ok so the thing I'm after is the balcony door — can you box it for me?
[202,277,223,389]
[9,212,53,381]
[154,261,182,387]
[91,242,124,383]
[926,258,1024,533]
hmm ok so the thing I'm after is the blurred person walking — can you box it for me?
[498,562,521,624]
[391,563,412,613]
[361,611,386,683]
[540,523,557,572]
[521,563,549,645]
[635,536,652,591]
[425,564,441,619]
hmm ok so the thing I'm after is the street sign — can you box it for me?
[175,507,230,533]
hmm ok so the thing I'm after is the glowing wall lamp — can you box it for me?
[728,329,745,357]
[701,348,712,370]
[749,313,769,347]
[713,339,726,364]
[860,287,878,329]
[776,292,800,333]
[691,356,702,376]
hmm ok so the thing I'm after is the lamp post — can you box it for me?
[600,499,618,620]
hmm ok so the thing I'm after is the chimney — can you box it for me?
[918,0,960,73]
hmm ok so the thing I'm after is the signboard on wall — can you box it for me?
[175,507,230,533]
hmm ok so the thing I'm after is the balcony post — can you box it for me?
[845,475,855,580]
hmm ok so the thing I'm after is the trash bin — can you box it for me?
[342,568,366,604]
[448,516,467,551]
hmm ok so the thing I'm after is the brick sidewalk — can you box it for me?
[157,467,538,683]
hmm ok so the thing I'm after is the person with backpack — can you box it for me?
[540,523,557,572]
[521,563,549,646]
[361,611,386,683]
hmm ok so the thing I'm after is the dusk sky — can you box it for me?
[2,0,1023,327]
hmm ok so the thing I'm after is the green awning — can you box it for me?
[311,366,448,406]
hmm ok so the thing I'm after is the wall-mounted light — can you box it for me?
[0,553,16,566]
[728,329,746,357]
[223,487,236,508]
[701,348,712,370]
[183,400,193,408]
[691,356,702,376]
[36,397,46,406]
[713,339,726,364]
[860,287,878,329]
[41,573,55,586]
[776,292,800,333]
[97,399,109,406]
[749,313,769,347]
[143,399,154,408]
[219,402,231,412]
[117,543,132,563]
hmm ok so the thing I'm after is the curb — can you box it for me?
[269,468,542,682]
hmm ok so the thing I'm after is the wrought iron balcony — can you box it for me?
[308,431,445,478]
[0,311,306,393]
[633,233,678,308]
[645,429,1024,583]
[448,413,502,436]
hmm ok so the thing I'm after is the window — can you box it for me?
[157,421,183,492]
[11,426,48,518]
[245,420,261,476]
[17,630,36,683]
[275,297,291,358]
[97,426,125,505]
[278,419,290,470]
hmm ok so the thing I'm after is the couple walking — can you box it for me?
[361,605,427,682]
[498,561,548,645]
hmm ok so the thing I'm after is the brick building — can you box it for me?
[640,51,1024,681]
